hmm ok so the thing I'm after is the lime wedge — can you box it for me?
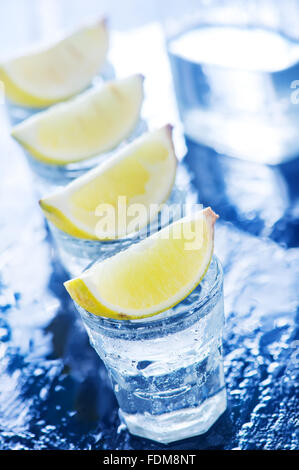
[40,126,177,239]
[11,74,144,164]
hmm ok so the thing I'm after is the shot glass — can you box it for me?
[161,0,299,164]
[76,256,226,444]
[50,166,195,277]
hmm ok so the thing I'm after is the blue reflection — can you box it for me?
[184,138,299,247]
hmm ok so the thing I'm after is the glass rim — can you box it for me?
[77,255,223,334]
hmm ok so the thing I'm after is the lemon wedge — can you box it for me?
[11,74,144,165]
[64,208,218,319]
[39,126,177,239]
[0,19,108,107]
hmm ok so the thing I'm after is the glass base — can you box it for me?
[120,389,227,444]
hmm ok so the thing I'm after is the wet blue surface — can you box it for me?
[0,102,298,449]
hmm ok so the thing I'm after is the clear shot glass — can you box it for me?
[75,256,226,444]
[50,165,195,277]
[160,0,299,164]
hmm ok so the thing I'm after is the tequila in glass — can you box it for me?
[77,256,226,444]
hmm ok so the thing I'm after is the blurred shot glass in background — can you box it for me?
[161,0,299,164]
[76,256,226,444]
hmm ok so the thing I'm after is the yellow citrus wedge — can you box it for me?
[11,74,144,165]
[39,126,177,239]
[0,19,108,107]
[64,207,218,319]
